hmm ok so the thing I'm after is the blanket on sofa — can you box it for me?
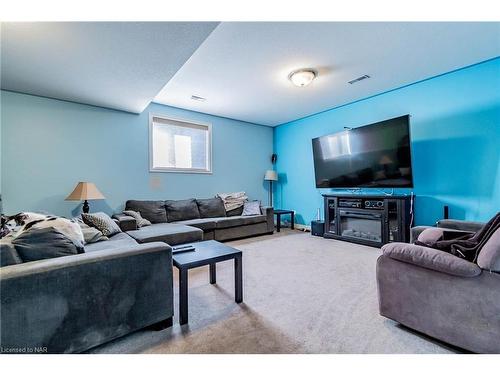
[2,212,84,249]
[216,192,248,211]
[415,212,500,262]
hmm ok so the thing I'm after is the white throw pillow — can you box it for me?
[242,201,261,216]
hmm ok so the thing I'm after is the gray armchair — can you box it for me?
[377,219,500,353]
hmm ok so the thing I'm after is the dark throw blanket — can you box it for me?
[415,212,500,262]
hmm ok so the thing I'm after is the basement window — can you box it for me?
[150,114,212,173]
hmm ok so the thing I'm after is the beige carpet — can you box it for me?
[89,230,457,354]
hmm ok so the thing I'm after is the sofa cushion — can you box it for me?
[226,206,244,217]
[126,223,203,246]
[196,197,226,218]
[84,232,138,252]
[176,218,217,231]
[477,228,500,272]
[215,215,267,229]
[382,242,481,277]
[12,227,84,262]
[165,199,200,222]
[0,238,23,267]
[215,222,269,241]
[125,200,167,223]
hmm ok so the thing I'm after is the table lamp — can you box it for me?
[264,170,278,207]
[65,182,105,213]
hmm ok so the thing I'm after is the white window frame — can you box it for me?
[149,113,212,174]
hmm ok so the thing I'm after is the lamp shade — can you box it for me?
[65,182,105,201]
[264,170,278,181]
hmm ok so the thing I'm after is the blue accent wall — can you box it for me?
[1,91,273,217]
[274,58,500,226]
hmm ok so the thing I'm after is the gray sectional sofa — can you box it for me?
[116,198,274,243]
[377,219,500,353]
[0,197,273,353]
[1,238,173,353]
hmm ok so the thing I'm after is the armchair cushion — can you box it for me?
[437,219,484,232]
[417,227,445,245]
[477,228,500,272]
[382,242,481,277]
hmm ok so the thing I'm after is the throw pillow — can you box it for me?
[12,227,83,263]
[82,212,121,237]
[73,217,108,244]
[242,201,261,216]
[196,197,226,218]
[123,210,152,227]
[417,228,445,246]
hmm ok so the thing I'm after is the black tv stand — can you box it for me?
[323,194,414,248]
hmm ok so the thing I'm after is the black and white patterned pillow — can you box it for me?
[123,210,152,228]
[81,212,121,237]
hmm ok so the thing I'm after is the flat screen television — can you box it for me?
[312,115,413,188]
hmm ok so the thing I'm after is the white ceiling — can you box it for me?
[1,22,218,113]
[1,22,499,125]
[154,22,500,126]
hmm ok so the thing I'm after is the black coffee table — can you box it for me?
[172,240,243,325]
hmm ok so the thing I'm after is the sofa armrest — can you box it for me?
[382,242,481,277]
[437,219,484,233]
[0,242,173,353]
[113,213,138,231]
[261,206,274,233]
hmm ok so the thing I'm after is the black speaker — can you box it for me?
[444,205,449,219]
[271,154,277,164]
[311,220,325,237]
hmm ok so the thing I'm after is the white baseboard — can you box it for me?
[294,223,311,232]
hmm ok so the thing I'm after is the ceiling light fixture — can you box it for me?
[191,95,206,102]
[288,69,317,87]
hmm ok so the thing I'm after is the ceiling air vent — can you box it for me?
[191,95,206,102]
[348,75,371,85]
